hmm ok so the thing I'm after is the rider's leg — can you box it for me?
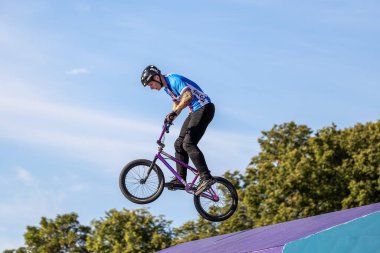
[174,115,191,181]
[174,137,188,181]
[182,103,215,181]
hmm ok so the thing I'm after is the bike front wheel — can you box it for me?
[194,177,238,222]
[119,159,164,204]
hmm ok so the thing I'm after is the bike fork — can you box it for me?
[143,156,158,182]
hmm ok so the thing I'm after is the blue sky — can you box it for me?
[1,0,379,250]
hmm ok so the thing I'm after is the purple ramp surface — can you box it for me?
[157,202,380,253]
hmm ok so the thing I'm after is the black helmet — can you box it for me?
[141,65,161,86]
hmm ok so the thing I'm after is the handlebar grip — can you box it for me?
[163,121,172,133]
[164,118,174,124]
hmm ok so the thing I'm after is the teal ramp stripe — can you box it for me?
[283,211,380,253]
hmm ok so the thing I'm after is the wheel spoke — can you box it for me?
[196,178,237,221]
[122,164,161,199]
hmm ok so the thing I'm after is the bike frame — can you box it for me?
[146,122,218,201]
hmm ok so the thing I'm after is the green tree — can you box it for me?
[5,213,90,253]
[339,121,380,207]
[85,208,172,253]
[172,217,218,245]
[244,121,380,227]
[217,170,253,234]
[244,122,314,226]
[3,249,27,253]
[223,170,247,190]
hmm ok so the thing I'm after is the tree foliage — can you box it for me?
[244,121,380,227]
[86,209,172,253]
[172,217,218,245]
[6,213,90,253]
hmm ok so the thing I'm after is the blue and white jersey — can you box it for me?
[164,74,211,112]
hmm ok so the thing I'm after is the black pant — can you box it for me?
[174,103,215,180]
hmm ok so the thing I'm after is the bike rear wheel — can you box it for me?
[194,177,238,222]
[119,159,164,204]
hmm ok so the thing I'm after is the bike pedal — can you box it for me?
[164,183,185,191]
[167,186,185,191]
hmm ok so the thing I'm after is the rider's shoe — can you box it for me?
[195,177,216,196]
[165,178,185,191]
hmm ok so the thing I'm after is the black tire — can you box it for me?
[194,177,238,222]
[119,159,164,204]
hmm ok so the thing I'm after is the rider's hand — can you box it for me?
[165,111,177,123]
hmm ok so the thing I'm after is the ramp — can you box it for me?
[157,203,380,253]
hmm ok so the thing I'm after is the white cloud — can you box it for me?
[0,168,93,220]
[16,167,35,186]
[65,68,90,75]
[0,189,62,219]
[0,168,65,214]
[0,91,159,170]
[0,168,64,247]
[0,84,258,173]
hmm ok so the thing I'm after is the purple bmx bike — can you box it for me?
[119,118,238,222]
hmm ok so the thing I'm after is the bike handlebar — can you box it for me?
[157,118,173,144]
[163,120,173,133]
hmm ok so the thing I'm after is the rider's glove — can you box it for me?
[165,111,177,123]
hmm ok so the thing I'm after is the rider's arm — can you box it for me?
[172,101,179,111]
[173,90,193,115]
